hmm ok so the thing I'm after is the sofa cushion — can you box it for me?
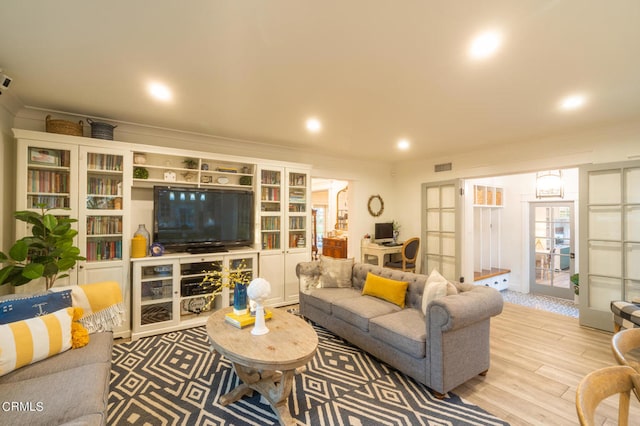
[304,288,361,314]
[332,295,401,332]
[0,290,72,324]
[362,272,408,307]
[298,262,321,294]
[0,307,74,376]
[370,308,427,359]
[422,269,449,314]
[319,256,354,288]
[0,331,113,384]
[0,362,110,426]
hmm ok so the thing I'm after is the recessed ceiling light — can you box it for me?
[306,118,321,133]
[469,30,502,59]
[559,94,587,111]
[397,139,410,150]
[148,82,172,102]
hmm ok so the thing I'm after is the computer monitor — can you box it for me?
[374,222,394,243]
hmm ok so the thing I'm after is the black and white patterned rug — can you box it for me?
[109,323,508,425]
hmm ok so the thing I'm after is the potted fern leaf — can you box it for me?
[0,206,85,290]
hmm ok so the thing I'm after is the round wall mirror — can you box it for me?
[367,195,384,217]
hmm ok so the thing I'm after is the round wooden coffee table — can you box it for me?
[206,307,318,425]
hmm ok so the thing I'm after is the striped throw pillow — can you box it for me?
[0,307,73,376]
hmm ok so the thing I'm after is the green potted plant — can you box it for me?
[183,158,198,169]
[0,206,85,290]
[571,273,579,303]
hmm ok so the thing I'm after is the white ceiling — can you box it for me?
[1,1,639,163]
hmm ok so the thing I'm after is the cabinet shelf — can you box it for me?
[88,168,122,175]
[27,191,70,196]
[131,151,255,189]
[141,297,173,306]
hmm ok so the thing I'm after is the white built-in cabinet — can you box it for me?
[258,166,311,306]
[13,128,311,338]
[473,185,509,291]
[130,250,257,340]
[14,129,132,337]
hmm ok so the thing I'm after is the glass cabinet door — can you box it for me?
[17,140,79,228]
[287,171,308,249]
[81,149,125,262]
[227,255,256,308]
[260,168,283,250]
[139,263,176,326]
[26,146,74,210]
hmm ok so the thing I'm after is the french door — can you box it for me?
[530,202,575,300]
[421,180,463,281]
[579,161,640,331]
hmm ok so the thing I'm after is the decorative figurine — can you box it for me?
[247,278,271,335]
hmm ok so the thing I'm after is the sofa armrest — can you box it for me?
[428,286,503,332]
[296,261,321,294]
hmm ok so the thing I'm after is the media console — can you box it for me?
[131,249,258,340]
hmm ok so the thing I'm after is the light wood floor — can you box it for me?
[454,302,640,425]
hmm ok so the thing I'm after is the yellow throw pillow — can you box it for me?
[0,307,73,376]
[362,272,409,308]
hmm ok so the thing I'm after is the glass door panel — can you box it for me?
[531,203,575,299]
[260,168,282,250]
[580,162,640,331]
[140,264,175,326]
[422,180,461,280]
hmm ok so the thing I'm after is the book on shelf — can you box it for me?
[225,310,272,328]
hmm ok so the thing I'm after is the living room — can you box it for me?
[1,2,640,425]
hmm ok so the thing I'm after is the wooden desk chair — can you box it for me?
[576,365,640,426]
[612,328,640,371]
[612,328,640,401]
[384,237,419,272]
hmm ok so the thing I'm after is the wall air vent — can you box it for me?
[434,162,452,172]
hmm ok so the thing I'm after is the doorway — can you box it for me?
[530,202,575,300]
[311,178,349,257]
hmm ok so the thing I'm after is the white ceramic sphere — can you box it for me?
[247,278,271,301]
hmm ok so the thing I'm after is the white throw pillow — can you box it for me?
[421,269,449,314]
[319,257,354,288]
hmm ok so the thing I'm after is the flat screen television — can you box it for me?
[153,186,254,253]
[374,222,394,243]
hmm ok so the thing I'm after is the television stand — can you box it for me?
[187,245,228,254]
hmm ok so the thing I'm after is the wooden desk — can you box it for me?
[206,307,318,425]
[361,243,402,266]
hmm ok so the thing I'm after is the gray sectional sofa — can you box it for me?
[0,331,113,425]
[0,283,123,425]
[297,261,504,396]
